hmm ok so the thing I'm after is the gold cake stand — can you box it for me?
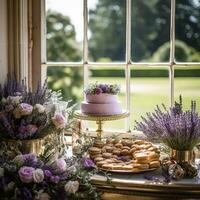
[74,110,129,138]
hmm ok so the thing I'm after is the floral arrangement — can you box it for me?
[0,137,100,200]
[0,78,71,140]
[135,96,200,151]
[84,82,120,95]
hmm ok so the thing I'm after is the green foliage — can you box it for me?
[151,40,200,62]
[89,0,200,62]
[46,10,83,103]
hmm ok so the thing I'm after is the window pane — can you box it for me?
[131,67,169,129]
[86,67,126,131]
[47,66,83,104]
[88,0,126,62]
[131,0,170,62]
[174,67,200,111]
[175,0,200,62]
[46,0,83,62]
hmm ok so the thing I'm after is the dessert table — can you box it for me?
[91,168,200,200]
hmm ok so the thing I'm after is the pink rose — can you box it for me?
[52,158,67,173]
[19,103,33,116]
[27,124,38,134]
[18,166,35,183]
[52,113,66,129]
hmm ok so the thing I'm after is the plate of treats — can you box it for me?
[88,138,161,173]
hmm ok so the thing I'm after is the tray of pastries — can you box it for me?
[88,138,160,173]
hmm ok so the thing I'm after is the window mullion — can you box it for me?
[83,0,89,90]
[125,0,131,132]
[169,0,176,107]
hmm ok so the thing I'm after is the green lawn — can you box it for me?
[88,77,200,130]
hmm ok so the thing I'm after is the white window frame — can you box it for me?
[42,0,200,132]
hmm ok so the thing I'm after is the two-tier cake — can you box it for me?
[81,83,122,115]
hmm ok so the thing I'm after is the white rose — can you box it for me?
[35,104,45,113]
[38,193,50,200]
[68,166,77,174]
[0,167,4,178]
[33,169,44,183]
[64,181,79,194]
[13,155,24,166]
[4,181,15,192]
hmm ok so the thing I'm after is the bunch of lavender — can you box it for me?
[84,82,120,95]
[135,97,200,151]
[0,77,71,140]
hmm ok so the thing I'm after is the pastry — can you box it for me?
[102,152,112,158]
[149,161,160,168]
[89,147,101,154]
[134,152,149,164]
[94,157,104,162]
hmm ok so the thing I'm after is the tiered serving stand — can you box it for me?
[74,110,129,138]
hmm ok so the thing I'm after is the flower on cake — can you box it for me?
[84,82,120,95]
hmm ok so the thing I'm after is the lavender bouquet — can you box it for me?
[0,78,71,140]
[135,97,200,151]
[84,82,120,95]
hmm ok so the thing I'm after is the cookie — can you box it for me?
[149,161,160,168]
[93,140,104,148]
[115,143,123,149]
[96,161,107,167]
[112,164,123,170]
[112,150,121,156]
[94,157,104,162]
[102,164,113,170]
[122,146,130,151]
[135,152,149,164]
[89,147,101,154]
[102,152,112,158]
[148,152,160,161]
[136,163,149,170]
[104,145,113,153]
[121,149,129,156]
[122,165,133,170]
[133,140,145,145]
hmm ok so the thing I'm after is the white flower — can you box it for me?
[37,193,50,200]
[7,96,22,105]
[13,155,24,166]
[0,167,4,178]
[68,166,77,174]
[35,104,45,113]
[64,181,79,194]
[35,190,51,200]
[4,181,15,192]
[33,169,44,183]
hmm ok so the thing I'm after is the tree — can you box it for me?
[89,0,200,62]
[46,10,83,102]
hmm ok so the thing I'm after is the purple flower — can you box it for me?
[95,87,102,95]
[52,113,66,129]
[21,187,32,200]
[44,170,52,178]
[26,124,38,134]
[52,158,67,174]
[50,175,60,184]
[82,158,95,168]
[23,153,37,163]
[5,104,14,112]
[99,84,108,93]
[18,166,35,183]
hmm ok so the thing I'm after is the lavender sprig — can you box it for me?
[135,96,200,150]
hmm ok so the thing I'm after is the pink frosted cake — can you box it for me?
[81,83,122,115]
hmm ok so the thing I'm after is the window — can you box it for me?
[43,0,200,133]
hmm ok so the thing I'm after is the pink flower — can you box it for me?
[52,158,67,173]
[52,113,66,129]
[18,103,33,116]
[18,166,35,183]
[27,124,38,134]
